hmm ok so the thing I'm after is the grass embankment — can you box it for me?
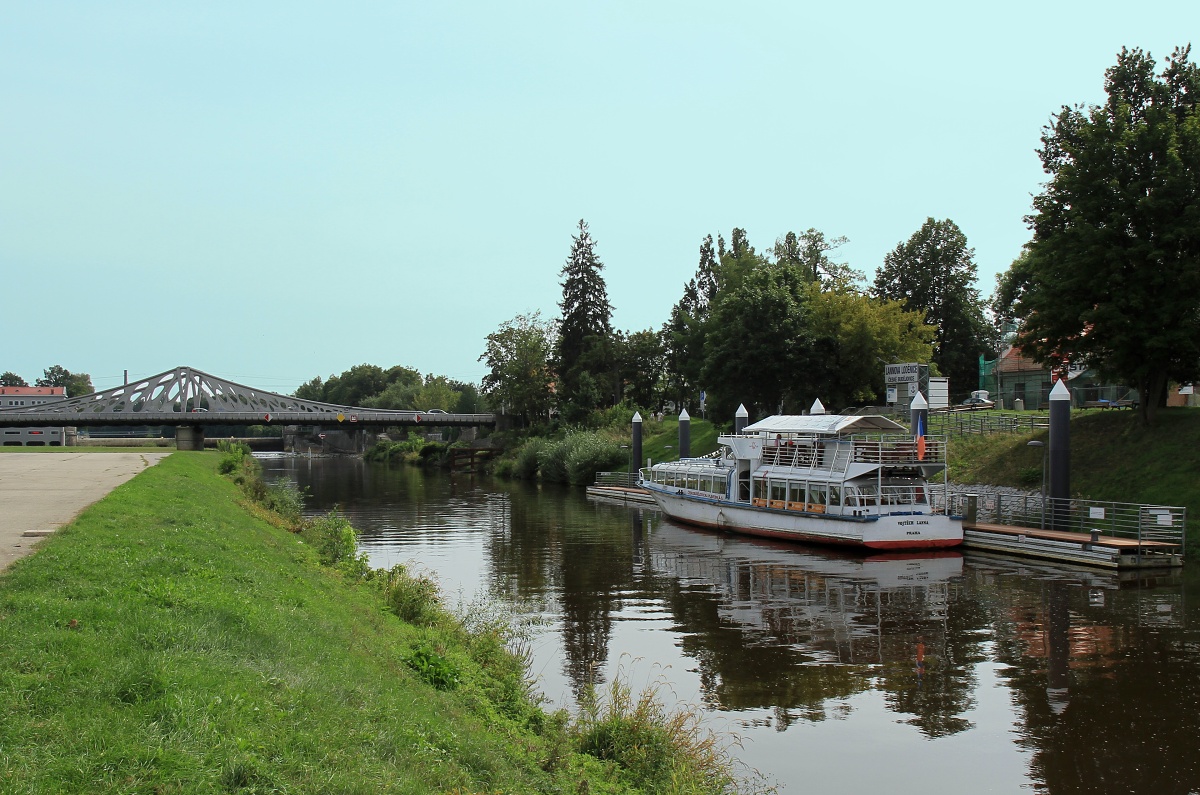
[0,452,748,794]
[948,407,1200,543]
[640,418,719,466]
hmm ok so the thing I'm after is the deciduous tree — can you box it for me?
[479,311,556,426]
[874,218,995,401]
[703,263,813,419]
[806,285,937,409]
[36,365,93,397]
[996,46,1200,425]
[1,371,28,387]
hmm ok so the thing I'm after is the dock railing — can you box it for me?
[933,490,1187,554]
[594,471,641,488]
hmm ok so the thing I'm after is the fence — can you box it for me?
[594,471,640,488]
[928,412,1050,437]
[932,490,1187,553]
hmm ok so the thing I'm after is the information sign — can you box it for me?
[884,363,920,385]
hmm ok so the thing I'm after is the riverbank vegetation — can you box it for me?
[946,407,1200,542]
[0,450,759,794]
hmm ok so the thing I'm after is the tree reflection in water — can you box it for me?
[259,458,1200,795]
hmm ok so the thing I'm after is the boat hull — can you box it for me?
[645,487,962,550]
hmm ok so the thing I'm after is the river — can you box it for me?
[259,455,1199,795]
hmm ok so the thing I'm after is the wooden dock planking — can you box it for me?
[965,522,1181,552]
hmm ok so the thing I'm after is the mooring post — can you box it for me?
[909,390,928,439]
[678,408,690,459]
[1049,379,1071,531]
[734,404,748,434]
[631,411,642,476]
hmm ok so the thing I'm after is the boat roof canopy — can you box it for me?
[741,414,907,435]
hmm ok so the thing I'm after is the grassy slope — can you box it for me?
[640,418,720,465]
[948,407,1200,541]
[0,453,622,794]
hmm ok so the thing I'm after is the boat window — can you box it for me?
[843,487,858,506]
[770,480,787,503]
[700,475,713,493]
[828,486,841,506]
[809,485,827,506]
[753,476,767,500]
[714,475,727,496]
[788,481,805,503]
[686,474,699,490]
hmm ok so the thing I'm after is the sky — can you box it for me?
[3,2,1197,394]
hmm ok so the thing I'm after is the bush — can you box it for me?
[536,437,572,484]
[300,510,369,577]
[404,641,461,691]
[536,431,626,485]
[573,672,743,795]
[265,480,305,525]
[565,433,626,486]
[590,403,637,431]
[513,438,548,480]
[379,563,446,627]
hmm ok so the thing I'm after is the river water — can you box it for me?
[259,456,1199,795]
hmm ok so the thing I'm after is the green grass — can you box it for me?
[639,418,720,466]
[0,452,752,794]
[948,406,1200,544]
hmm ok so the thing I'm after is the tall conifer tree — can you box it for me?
[556,219,614,416]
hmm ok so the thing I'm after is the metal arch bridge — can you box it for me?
[0,366,495,429]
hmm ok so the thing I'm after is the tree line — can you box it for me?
[293,364,482,414]
[480,217,995,427]
[485,45,1200,429]
[0,365,94,397]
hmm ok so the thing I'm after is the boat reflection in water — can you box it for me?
[643,518,973,735]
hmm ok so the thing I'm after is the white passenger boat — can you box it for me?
[639,413,962,550]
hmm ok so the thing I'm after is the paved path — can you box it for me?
[0,452,172,573]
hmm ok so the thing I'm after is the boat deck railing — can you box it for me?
[932,490,1187,554]
[848,434,947,466]
[759,434,947,470]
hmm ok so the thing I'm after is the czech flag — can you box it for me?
[916,413,927,461]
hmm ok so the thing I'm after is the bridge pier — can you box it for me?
[176,425,205,451]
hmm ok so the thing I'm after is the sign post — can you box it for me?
[884,363,929,406]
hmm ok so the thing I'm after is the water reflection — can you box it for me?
[259,457,1198,795]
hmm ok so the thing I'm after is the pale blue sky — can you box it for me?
[3,3,1196,393]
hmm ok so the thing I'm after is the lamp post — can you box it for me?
[1027,440,1047,529]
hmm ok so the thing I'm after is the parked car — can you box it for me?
[425,409,448,414]
[960,396,995,409]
